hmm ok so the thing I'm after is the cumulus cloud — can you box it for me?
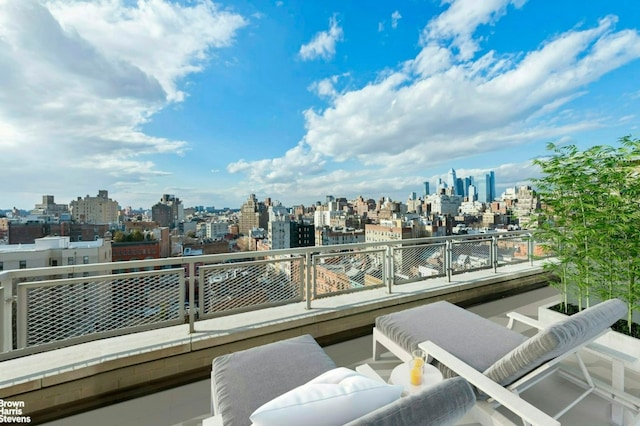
[308,73,350,98]
[422,0,526,60]
[0,0,247,204]
[299,13,640,169]
[229,0,640,202]
[299,15,343,61]
[227,143,326,183]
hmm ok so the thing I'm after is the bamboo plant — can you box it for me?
[532,136,640,333]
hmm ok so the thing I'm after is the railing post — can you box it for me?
[386,245,393,294]
[528,233,535,266]
[17,284,27,349]
[0,273,12,352]
[305,252,312,310]
[446,240,452,282]
[188,260,195,334]
[492,236,498,273]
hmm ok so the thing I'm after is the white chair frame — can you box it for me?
[373,311,640,426]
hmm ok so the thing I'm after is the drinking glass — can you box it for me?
[409,349,426,385]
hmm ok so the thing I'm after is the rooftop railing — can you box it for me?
[0,230,544,360]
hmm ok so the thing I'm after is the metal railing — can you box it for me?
[0,230,545,359]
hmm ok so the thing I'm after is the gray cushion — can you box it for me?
[211,334,337,426]
[345,377,476,426]
[484,298,627,386]
[375,301,527,374]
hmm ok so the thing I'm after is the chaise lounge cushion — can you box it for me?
[212,334,336,426]
[484,298,627,386]
[375,301,527,374]
[249,367,403,426]
[345,376,476,426]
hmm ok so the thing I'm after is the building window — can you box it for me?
[68,257,74,265]
[83,256,89,264]
[19,260,26,269]
[0,262,3,271]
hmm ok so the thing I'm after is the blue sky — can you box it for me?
[1,0,639,210]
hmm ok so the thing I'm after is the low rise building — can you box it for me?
[111,240,160,263]
[315,226,365,246]
[0,236,111,272]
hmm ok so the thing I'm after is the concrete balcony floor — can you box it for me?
[41,286,640,426]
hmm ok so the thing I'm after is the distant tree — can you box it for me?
[130,230,145,242]
[113,231,126,242]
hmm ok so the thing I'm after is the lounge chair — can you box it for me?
[372,298,628,425]
[206,334,476,426]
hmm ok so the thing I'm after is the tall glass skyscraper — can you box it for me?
[455,178,464,198]
[447,168,457,194]
[476,177,488,203]
[472,171,495,203]
[488,171,496,202]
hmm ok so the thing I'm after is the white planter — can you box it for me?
[538,302,640,365]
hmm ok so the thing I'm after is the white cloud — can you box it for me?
[229,0,640,203]
[391,11,402,29]
[0,0,247,205]
[299,15,343,61]
[422,0,526,60]
[378,22,384,32]
[309,78,338,98]
[298,13,640,169]
[46,0,247,102]
[308,73,350,98]
[227,143,326,184]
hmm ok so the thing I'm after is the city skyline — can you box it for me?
[1,169,502,211]
[1,0,639,210]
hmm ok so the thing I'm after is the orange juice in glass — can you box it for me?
[409,349,426,385]
[410,362,423,385]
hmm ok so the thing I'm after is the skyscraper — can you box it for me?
[475,173,492,203]
[476,176,488,203]
[488,171,496,202]
[447,169,457,195]
[455,178,465,198]
[468,185,477,201]
[464,177,472,198]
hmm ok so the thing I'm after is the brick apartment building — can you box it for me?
[8,222,109,244]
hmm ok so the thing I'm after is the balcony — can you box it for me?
[2,231,636,425]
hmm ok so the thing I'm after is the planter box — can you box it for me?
[538,301,640,368]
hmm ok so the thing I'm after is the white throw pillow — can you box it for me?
[249,367,403,426]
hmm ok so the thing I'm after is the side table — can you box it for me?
[389,362,443,396]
